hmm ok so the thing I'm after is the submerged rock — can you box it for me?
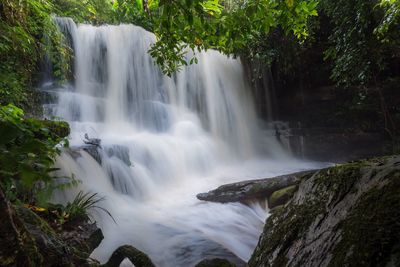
[196,170,315,204]
[82,144,102,164]
[104,144,132,166]
[84,133,101,147]
[103,245,155,267]
[69,143,132,167]
[249,155,400,267]
[195,258,237,267]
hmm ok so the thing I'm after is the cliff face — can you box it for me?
[249,155,400,267]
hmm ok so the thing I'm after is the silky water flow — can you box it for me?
[43,18,324,267]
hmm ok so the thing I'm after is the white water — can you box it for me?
[45,18,324,267]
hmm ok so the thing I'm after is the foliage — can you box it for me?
[112,0,155,30]
[148,0,319,75]
[0,0,320,80]
[375,0,400,44]
[0,0,121,111]
[0,0,73,109]
[321,0,382,86]
[0,104,70,206]
[61,191,115,223]
[52,0,116,24]
[45,191,115,227]
[320,0,400,86]
[240,0,399,89]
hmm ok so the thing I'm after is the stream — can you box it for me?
[44,18,324,267]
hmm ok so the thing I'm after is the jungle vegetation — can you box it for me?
[0,0,399,212]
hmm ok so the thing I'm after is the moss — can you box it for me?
[249,196,327,266]
[39,119,70,139]
[0,197,43,267]
[103,245,155,267]
[248,183,263,194]
[16,205,57,236]
[314,161,368,207]
[269,204,285,214]
[268,185,298,209]
[249,156,400,267]
[328,172,400,267]
[250,163,367,266]
[15,205,92,266]
[299,172,315,181]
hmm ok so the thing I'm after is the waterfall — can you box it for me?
[45,18,322,267]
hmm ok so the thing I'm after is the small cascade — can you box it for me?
[46,18,322,267]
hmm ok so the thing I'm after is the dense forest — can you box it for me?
[0,0,400,266]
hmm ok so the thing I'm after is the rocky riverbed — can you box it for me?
[0,187,154,267]
[2,155,399,267]
[198,155,400,267]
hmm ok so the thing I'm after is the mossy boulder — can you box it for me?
[0,189,43,266]
[39,119,70,139]
[268,185,297,209]
[15,205,101,266]
[197,170,315,203]
[102,245,155,267]
[0,186,104,267]
[249,156,400,267]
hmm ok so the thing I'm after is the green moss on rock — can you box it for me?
[103,245,155,267]
[15,205,90,265]
[268,185,298,209]
[39,119,70,139]
[249,156,400,267]
[329,171,400,267]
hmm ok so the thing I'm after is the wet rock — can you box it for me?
[84,133,101,147]
[197,170,315,203]
[103,245,155,267]
[59,220,104,255]
[69,143,133,167]
[0,186,105,267]
[82,144,102,164]
[15,205,103,266]
[40,120,70,139]
[195,258,237,267]
[87,228,104,251]
[249,155,400,267]
[0,188,42,266]
[104,144,132,166]
[268,185,297,209]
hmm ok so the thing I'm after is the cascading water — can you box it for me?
[43,17,324,267]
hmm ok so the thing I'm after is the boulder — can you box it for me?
[268,185,297,209]
[103,245,155,267]
[15,205,103,266]
[69,143,133,167]
[0,188,42,266]
[0,185,105,267]
[197,170,315,203]
[249,156,400,267]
